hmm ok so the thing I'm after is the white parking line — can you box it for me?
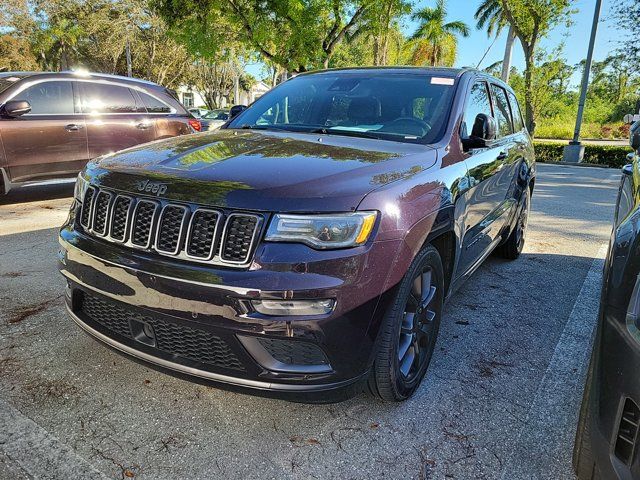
[0,400,109,480]
[499,244,608,479]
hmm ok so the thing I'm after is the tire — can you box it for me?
[573,352,600,480]
[496,186,530,260]
[368,245,444,402]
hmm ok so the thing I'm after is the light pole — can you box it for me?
[562,0,603,163]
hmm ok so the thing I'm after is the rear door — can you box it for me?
[458,80,512,275]
[488,83,520,224]
[0,80,88,182]
[78,81,157,158]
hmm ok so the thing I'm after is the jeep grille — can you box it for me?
[78,186,263,268]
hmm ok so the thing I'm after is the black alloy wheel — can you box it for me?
[369,245,444,401]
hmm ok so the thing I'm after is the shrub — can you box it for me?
[533,140,633,168]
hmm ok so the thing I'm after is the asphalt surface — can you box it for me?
[0,164,622,479]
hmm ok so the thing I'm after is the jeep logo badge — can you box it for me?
[136,180,167,196]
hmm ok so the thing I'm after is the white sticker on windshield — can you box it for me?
[431,77,455,86]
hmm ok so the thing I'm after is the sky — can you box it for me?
[246,0,623,87]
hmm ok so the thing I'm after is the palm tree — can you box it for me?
[408,0,469,67]
[474,0,516,82]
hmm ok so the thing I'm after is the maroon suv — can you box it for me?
[0,71,197,194]
[58,67,536,402]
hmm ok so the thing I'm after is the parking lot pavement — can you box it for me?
[0,164,621,479]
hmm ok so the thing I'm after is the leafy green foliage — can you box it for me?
[534,140,633,167]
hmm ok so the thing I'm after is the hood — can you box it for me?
[87,130,438,212]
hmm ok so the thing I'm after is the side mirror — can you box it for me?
[3,100,31,117]
[229,104,247,119]
[630,121,640,152]
[622,164,633,176]
[462,113,497,150]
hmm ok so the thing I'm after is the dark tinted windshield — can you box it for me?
[228,72,457,144]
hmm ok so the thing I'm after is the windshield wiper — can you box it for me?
[308,127,382,140]
[237,124,290,131]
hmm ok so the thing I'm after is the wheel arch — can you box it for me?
[382,205,461,298]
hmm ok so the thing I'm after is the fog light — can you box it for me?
[251,299,335,316]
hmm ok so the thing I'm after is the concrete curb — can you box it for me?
[0,399,110,480]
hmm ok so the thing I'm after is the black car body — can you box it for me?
[574,122,640,478]
[58,67,536,402]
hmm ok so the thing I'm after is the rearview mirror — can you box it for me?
[630,121,640,152]
[229,104,247,119]
[3,100,31,117]
[462,113,497,150]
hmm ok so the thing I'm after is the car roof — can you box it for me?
[297,66,472,78]
[0,71,161,88]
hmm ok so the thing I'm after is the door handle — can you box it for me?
[136,122,151,130]
[65,124,82,132]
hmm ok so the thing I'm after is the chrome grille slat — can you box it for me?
[155,204,188,255]
[79,185,261,268]
[185,209,221,260]
[80,186,97,229]
[110,195,134,242]
[220,214,261,264]
[92,190,113,236]
[130,200,159,249]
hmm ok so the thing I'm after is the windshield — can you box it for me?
[227,72,457,144]
[0,75,27,95]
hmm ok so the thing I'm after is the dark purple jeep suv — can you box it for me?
[58,68,535,402]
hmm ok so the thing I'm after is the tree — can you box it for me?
[1,0,194,88]
[407,0,469,67]
[498,0,572,134]
[0,35,39,71]
[613,1,639,73]
[475,0,516,81]
[154,0,387,73]
[361,0,410,66]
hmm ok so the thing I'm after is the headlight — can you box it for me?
[265,212,377,249]
[74,172,88,201]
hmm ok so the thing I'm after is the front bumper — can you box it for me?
[58,221,403,398]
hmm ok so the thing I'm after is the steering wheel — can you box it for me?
[379,117,431,137]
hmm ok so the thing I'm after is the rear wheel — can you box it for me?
[496,186,530,260]
[368,245,444,401]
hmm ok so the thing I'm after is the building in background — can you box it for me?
[176,80,271,110]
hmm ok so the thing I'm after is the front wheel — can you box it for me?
[368,245,444,401]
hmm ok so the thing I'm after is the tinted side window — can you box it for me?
[491,85,513,138]
[19,81,74,115]
[138,91,171,113]
[462,82,492,138]
[79,82,141,114]
[507,91,525,132]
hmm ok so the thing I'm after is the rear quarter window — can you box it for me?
[507,91,525,132]
[138,91,172,113]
